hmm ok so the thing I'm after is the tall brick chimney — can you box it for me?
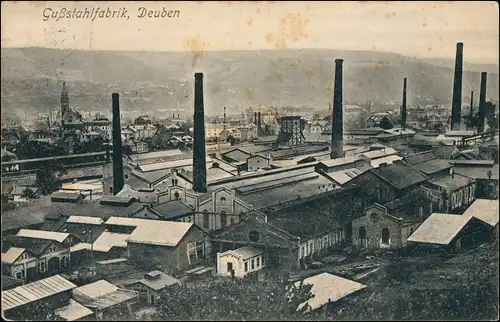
[112,93,124,195]
[468,90,474,131]
[478,72,487,133]
[257,112,262,137]
[401,77,407,129]
[224,107,227,124]
[193,73,207,193]
[451,42,463,130]
[254,112,257,125]
[330,59,344,159]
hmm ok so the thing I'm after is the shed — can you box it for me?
[407,213,492,253]
[294,272,366,312]
[216,246,264,278]
[133,270,181,304]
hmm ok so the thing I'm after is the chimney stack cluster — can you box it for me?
[401,77,407,129]
[330,59,344,159]
[450,42,463,130]
[192,73,207,193]
[112,93,124,195]
[478,72,488,133]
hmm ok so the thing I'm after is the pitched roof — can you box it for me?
[429,174,472,191]
[462,199,499,227]
[1,275,24,291]
[407,213,472,245]
[229,246,263,260]
[66,216,104,226]
[1,275,76,312]
[404,151,437,166]
[369,163,427,190]
[1,247,25,264]
[295,273,366,312]
[137,271,180,291]
[3,236,51,255]
[16,229,69,243]
[46,199,146,220]
[54,299,93,321]
[92,232,130,252]
[72,280,137,310]
[413,159,452,175]
[151,201,194,219]
[221,148,251,162]
[105,217,195,247]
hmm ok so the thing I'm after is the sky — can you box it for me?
[1,1,499,64]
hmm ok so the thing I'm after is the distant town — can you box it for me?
[1,41,499,321]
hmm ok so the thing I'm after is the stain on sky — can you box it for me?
[266,13,309,50]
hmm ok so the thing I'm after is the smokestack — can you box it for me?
[173,113,175,119]
[401,77,407,129]
[178,113,180,119]
[330,59,344,159]
[254,112,257,125]
[478,72,487,133]
[224,107,227,124]
[192,73,207,193]
[257,112,262,137]
[112,93,124,195]
[468,90,474,130]
[451,42,463,130]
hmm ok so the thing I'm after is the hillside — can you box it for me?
[1,47,499,120]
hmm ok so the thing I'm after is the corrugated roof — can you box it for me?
[463,199,499,227]
[93,232,130,252]
[1,247,25,264]
[1,275,76,312]
[54,299,93,321]
[229,246,263,260]
[3,236,51,256]
[72,279,117,300]
[295,273,366,312]
[105,217,142,227]
[16,229,69,243]
[73,281,137,310]
[66,216,104,226]
[407,213,472,245]
[126,219,193,247]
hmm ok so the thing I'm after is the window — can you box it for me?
[39,261,46,273]
[221,211,227,228]
[220,197,227,204]
[16,272,22,279]
[203,210,209,229]
[245,261,248,272]
[359,227,367,239]
[109,186,113,194]
[172,179,178,186]
[251,259,255,270]
[382,228,390,244]
[256,257,260,268]
[227,262,233,273]
[174,192,180,200]
[124,174,129,180]
[249,230,260,242]
[21,253,28,260]
[410,228,414,236]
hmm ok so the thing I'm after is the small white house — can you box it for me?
[216,246,264,278]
